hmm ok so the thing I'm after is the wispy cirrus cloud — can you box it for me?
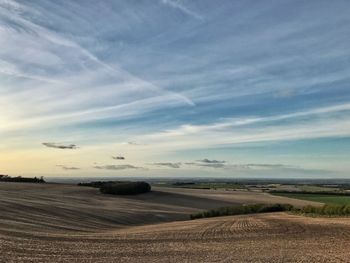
[160,0,203,20]
[275,88,297,98]
[133,102,350,150]
[0,0,194,135]
[1,1,350,178]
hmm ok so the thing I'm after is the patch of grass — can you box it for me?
[190,203,293,220]
[271,193,350,205]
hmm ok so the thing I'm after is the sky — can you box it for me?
[0,0,350,179]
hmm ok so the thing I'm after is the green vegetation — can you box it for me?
[271,192,350,205]
[297,204,350,216]
[78,181,151,195]
[190,202,350,220]
[0,174,45,183]
[190,203,293,219]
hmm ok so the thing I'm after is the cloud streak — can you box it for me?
[56,165,80,170]
[151,162,182,168]
[0,1,194,135]
[1,1,350,178]
[93,164,142,170]
[112,156,125,160]
[42,143,77,149]
[134,102,350,150]
[185,162,225,169]
[161,0,203,20]
[197,159,226,164]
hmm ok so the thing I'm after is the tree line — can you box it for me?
[78,181,151,195]
[0,174,45,183]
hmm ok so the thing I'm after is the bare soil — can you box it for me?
[1,182,348,262]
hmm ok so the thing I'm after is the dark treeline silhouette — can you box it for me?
[78,181,151,195]
[0,174,45,183]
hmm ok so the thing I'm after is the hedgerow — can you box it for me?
[190,203,293,219]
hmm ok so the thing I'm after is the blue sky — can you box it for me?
[0,0,350,178]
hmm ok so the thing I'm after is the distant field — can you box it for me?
[0,183,319,232]
[155,182,345,193]
[272,193,350,205]
[158,182,248,190]
[296,185,340,192]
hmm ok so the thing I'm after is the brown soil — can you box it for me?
[1,182,348,262]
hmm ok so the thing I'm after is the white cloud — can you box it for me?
[0,1,194,136]
[161,0,203,20]
[1,0,349,178]
[131,103,350,150]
